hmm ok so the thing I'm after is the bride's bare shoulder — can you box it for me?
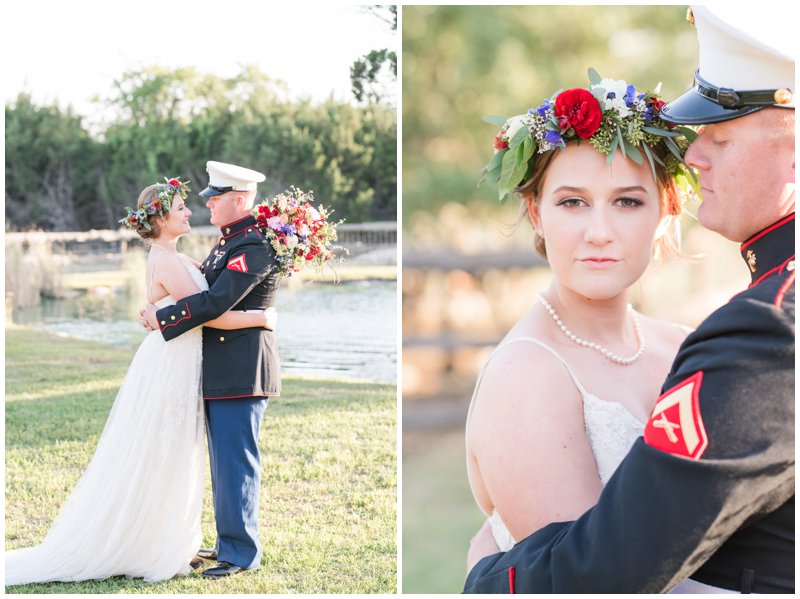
[468,337,583,433]
[638,313,694,352]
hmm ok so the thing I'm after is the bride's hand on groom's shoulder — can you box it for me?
[467,519,500,574]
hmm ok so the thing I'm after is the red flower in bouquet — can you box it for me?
[554,89,603,139]
[251,187,344,278]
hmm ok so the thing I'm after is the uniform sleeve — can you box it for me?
[464,296,794,593]
[156,239,276,341]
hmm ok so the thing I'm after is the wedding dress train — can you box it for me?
[5,262,207,585]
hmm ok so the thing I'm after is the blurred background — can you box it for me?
[402,5,748,593]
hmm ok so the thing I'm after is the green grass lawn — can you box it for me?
[402,429,486,594]
[5,327,397,594]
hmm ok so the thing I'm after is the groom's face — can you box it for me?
[685,109,795,243]
[206,192,241,228]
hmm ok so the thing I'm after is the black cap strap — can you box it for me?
[695,70,788,108]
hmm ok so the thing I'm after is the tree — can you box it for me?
[350,5,397,104]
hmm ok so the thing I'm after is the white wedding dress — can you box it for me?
[5,261,207,585]
[476,337,733,594]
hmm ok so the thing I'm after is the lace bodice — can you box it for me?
[474,337,645,551]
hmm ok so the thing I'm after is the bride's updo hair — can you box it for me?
[516,140,684,261]
[132,184,164,241]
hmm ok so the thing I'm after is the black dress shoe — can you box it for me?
[201,561,245,579]
[196,548,218,560]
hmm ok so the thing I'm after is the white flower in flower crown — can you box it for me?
[504,114,528,141]
[592,77,631,117]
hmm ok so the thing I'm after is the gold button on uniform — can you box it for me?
[171,315,176,320]
[161,321,165,325]
[787,260,795,272]
[181,311,186,315]
[220,239,226,246]
[219,336,225,342]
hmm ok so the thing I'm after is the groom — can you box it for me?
[464,6,794,593]
[143,160,281,579]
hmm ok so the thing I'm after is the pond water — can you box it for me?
[12,280,397,384]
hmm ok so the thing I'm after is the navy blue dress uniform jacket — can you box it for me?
[464,213,795,594]
[156,214,281,399]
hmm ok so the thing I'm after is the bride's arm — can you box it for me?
[465,343,603,543]
[155,257,275,330]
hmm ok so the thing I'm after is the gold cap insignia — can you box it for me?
[774,89,793,105]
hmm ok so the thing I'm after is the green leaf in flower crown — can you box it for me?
[497,147,521,199]
[616,126,626,159]
[642,143,658,182]
[588,67,602,85]
[663,135,685,163]
[607,136,619,164]
[676,126,699,143]
[508,125,530,151]
[643,126,683,138]
[478,148,505,186]
[483,115,509,127]
[624,140,643,165]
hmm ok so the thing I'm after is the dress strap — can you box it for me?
[469,337,590,410]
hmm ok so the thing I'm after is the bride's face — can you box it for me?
[159,195,192,239]
[533,143,664,300]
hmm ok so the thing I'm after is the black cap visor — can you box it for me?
[661,87,764,125]
[199,185,235,198]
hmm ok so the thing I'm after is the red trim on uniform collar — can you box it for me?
[749,255,795,288]
[740,213,795,251]
[218,214,255,235]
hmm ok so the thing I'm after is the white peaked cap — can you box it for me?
[200,161,266,197]
[661,4,795,124]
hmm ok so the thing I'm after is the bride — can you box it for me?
[466,73,697,571]
[5,178,276,585]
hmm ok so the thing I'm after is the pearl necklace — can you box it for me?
[538,294,645,365]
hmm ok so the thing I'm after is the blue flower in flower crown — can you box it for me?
[545,129,564,148]
[624,84,637,107]
[536,99,551,118]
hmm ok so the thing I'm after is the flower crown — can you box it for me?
[119,177,191,230]
[481,68,699,201]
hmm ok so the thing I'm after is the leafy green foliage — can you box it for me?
[6,65,396,230]
[350,6,397,104]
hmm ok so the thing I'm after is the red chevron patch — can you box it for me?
[644,371,708,460]
[227,255,248,272]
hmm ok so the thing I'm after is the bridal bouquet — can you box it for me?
[253,187,343,277]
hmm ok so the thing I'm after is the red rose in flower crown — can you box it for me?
[554,88,603,139]
[493,131,509,151]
